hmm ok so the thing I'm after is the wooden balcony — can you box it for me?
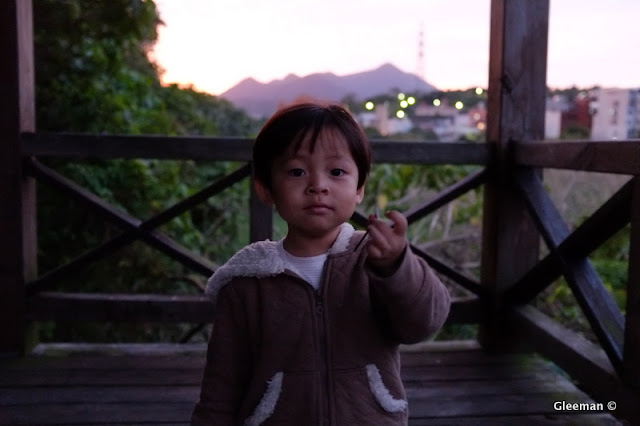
[0,342,623,425]
[1,0,639,424]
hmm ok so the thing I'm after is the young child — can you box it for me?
[191,102,451,425]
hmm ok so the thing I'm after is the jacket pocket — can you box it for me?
[244,371,319,426]
[365,364,407,413]
[333,364,407,424]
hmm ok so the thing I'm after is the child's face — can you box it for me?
[259,127,365,241]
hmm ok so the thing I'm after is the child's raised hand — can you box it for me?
[365,210,408,276]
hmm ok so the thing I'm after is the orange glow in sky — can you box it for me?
[150,0,639,96]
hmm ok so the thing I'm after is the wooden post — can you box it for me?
[0,0,37,355]
[625,177,640,388]
[480,0,549,350]
[249,173,273,243]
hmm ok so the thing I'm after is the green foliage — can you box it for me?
[33,0,261,342]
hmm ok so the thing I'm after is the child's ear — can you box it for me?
[254,179,274,205]
[355,182,365,205]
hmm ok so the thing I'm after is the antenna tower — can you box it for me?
[416,23,425,86]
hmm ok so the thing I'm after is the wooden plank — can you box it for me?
[625,177,640,387]
[410,414,621,425]
[515,168,625,372]
[405,168,487,225]
[1,385,198,405]
[507,177,633,303]
[21,132,490,165]
[408,393,608,419]
[514,140,640,174]
[370,140,489,165]
[2,402,195,425]
[0,345,626,424]
[21,132,255,161]
[25,291,475,326]
[511,305,640,423]
[0,354,551,388]
[0,0,35,355]
[26,292,215,323]
[479,0,548,350]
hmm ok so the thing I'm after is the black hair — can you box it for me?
[253,102,372,191]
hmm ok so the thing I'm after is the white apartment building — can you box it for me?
[591,88,640,140]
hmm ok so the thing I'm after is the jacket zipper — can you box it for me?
[315,289,330,425]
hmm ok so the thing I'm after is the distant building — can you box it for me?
[356,101,414,136]
[591,88,640,140]
[545,96,565,139]
[412,102,458,142]
[561,92,593,136]
[545,109,562,139]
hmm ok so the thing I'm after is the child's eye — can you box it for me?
[288,168,305,177]
[330,169,345,177]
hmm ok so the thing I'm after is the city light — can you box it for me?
[455,101,464,109]
[396,110,405,118]
[433,99,441,106]
[407,97,416,105]
[475,87,484,95]
[400,100,408,108]
[397,93,406,101]
[365,101,374,110]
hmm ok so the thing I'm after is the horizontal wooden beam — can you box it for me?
[27,292,477,325]
[370,140,490,165]
[21,132,491,165]
[27,292,215,323]
[513,140,640,174]
[515,167,625,372]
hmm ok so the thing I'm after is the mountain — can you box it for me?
[220,63,437,118]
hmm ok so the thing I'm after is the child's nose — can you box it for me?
[306,174,329,194]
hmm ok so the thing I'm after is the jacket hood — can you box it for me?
[205,223,356,303]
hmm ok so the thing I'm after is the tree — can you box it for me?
[33,0,261,342]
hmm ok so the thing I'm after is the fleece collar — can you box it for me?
[205,223,355,303]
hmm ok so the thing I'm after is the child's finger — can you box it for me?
[385,210,407,235]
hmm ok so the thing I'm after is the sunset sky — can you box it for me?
[150,0,639,96]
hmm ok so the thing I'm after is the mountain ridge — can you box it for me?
[220,63,437,117]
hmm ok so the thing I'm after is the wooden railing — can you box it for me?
[20,134,640,400]
[507,139,640,417]
[21,133,489,327]
[4,0,639,421]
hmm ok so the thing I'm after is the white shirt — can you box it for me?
[277,239,328,291]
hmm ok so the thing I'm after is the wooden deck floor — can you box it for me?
[0,341,622,425]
